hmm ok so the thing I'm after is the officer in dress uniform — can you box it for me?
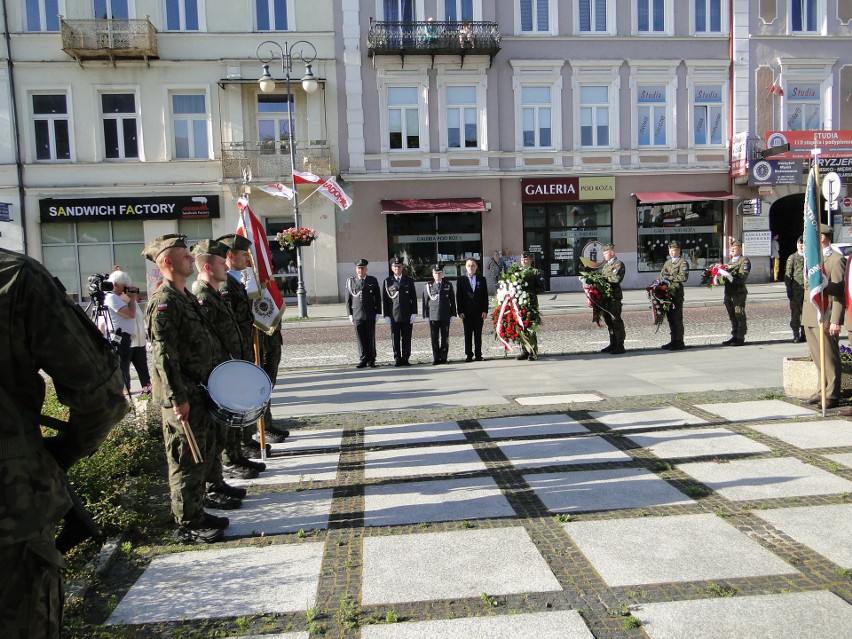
[722,238,751,346]
[456,257,489,361]
[144,234,229,543]
[346,258,382,368]
[382,257,418,367]
[423,264,457,364]
[599,243,626,355]
[784,236,806,343]
[659,239,689,350]
[0,248,128,637]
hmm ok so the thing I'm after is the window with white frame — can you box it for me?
[636,85,668,147]
[519,0,550,33]
[791,0,818,33]
[256,0,287,31]
[579,86,609,147]
[165,0,200,31]
[257,94,294,151]
[694,0,723,33]
[445,86,478,149]
[636,0,666,33]
[101,93,138,159]
[578,0,609,33]
[33,94,71,161]
[388,86,421,150]
[171,93,209,159]
[383,0,415,21]
[785,82,821,130]
[26,0,60,32]
[94,0,129,19]
[443,0,474,21]
[521,86,552,148]
[692,84,724,146]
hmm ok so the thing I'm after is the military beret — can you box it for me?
[820,224,833,236]
[191,239,229,259]
[668,240,681,249]
[730,238,742,248]
[389,257,404,266]
[431,264,442,272]
[355,258,369,267]
[215,234,252,252]
[602,243,615,251]
[142,234,187,263]
[797,236,804,243]
[521,250,532,258]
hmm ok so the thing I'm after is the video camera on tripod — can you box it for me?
[87,273,113,307]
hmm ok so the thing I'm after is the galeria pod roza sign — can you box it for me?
[521,177,615,202]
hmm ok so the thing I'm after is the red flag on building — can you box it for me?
[236,196,285,335]
[292,169,322,184]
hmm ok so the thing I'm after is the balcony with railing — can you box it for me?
[367,19,501,66]
[60,17,157,64]
[221,141,333,182]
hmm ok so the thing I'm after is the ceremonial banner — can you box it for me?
[803,166,827,320]
[256,183,294,200]
[317,176,353,210]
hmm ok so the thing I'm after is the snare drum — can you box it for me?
[205,360,272,427]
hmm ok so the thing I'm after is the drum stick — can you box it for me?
[253,329,267,461]
[180,416,203,464]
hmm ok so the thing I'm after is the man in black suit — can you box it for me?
[423,264,457,364]
[346,258,382,368]
[382,257,418,366]
[456,258,489,362]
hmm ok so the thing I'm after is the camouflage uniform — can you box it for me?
[785,249,805,341]
[146,278,224,528]
[519,264,545,358]
[0,248,127,638]
[723,254,751,341]
[659,253,690,346]
[600,256,626,351]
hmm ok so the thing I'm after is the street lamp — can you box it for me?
[256,39,319,319]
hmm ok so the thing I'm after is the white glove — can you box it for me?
[450,316,457,324]
[375,314,382,323]
[384,316,392,325]
[409,314,417,324]
[424,317,430,324]
[348,315,353,324]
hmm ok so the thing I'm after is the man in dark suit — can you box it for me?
[346,258,382,368]
[382,257,418,367]
[456,258,489,362]
[423,264,457,364]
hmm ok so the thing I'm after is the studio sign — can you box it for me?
[40,195,220,223]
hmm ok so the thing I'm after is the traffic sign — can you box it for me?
[822,172,841,202]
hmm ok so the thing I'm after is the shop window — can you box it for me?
[386,213,482,281]
[636,200,723,273]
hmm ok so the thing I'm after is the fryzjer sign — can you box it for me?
[40,195,220,223]
[521,176,615,202]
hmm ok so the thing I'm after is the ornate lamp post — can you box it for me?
[256,40,319,318]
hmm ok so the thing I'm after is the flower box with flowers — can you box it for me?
[579,270,613,326]
[645,278,674,330]
[276,227,318,249]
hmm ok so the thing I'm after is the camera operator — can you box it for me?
[105,271,139,392]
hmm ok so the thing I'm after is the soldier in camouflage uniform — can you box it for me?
[143,235,229,543]
[190,240,247,510]
[659,240,689,350]
[0,248,128,638]
[599,243,626,354]
[784,236,806,343]
[722,238,751,346]
[517,251,545,360]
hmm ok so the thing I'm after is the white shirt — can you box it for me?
[104,291,136,336]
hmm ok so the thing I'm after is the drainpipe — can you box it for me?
[2,0,28,253]
[727,0,735,252]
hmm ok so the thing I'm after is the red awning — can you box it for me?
[380,197,486,214]
[633,191,738,203]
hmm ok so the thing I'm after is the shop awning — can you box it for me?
[380,197,487,214]
[633,191,737,203]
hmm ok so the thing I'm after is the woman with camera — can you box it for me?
[105,270,140,393]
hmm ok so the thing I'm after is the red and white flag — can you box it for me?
[236,196,285,335]
[317,176,353,210]
[256,183,294,200]
[292,169,322,185]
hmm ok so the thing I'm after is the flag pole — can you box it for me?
[811,147,827,417]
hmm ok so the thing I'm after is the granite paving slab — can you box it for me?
[269,428,342,453]
[696,399,815,422]
[107,543,325,624]
[624,428,771,459]
[216,490,333,538]
[229,452,341,487]
[360,527,562,605]
[515,393,604,406]
[636,590,852,639]
[749,420,852,449]
[825,452,852,468]
[753,504,852,568]
[478,414,588,439]
[364,421,465,447]
[496,435,631,469]
[589,407,706,431]
[524,468,694,513]
[678,457,852,501]
[563,513,796,587]
[364,443,488,479]
[360,610,595,639]
[363,477,515,527]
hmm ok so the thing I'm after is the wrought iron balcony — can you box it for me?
[221,141,333,182]
[367,19,501,66]
[60,17,157,64]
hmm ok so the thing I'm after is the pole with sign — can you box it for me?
[822,171,841,226]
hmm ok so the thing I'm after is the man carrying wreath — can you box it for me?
[722,238,751,346]
[600,243,626,354]
[659,240,689,350]
[517,251,545,360]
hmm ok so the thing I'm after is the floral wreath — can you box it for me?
[578,270,613,326]
[699,263,732,289]
[491,263,541,352]
[645,278,674,331]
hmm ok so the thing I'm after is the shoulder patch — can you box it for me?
[156,302,168,311]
